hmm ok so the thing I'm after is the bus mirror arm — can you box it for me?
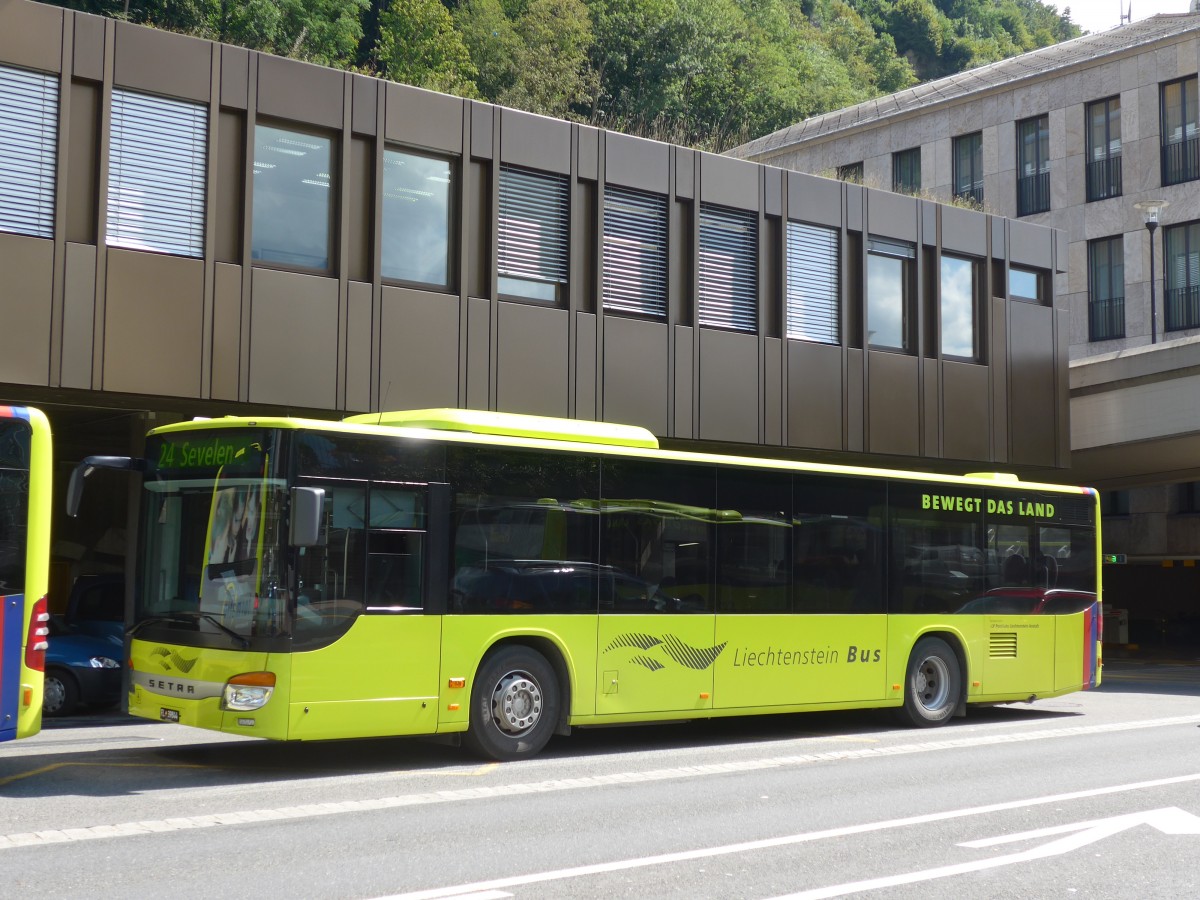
[289,486,325,547]
[66,455,146,517]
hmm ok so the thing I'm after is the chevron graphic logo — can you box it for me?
[604,632,727,671]
[150,647,199,673]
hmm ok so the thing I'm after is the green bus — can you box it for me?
[1,404,54,743]
[68,408,1101,760]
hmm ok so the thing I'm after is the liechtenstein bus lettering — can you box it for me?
[68,408,1103,761]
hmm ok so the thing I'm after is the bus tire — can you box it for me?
[43,668,80,718]
[465,645,560,761]
[897,637,961,727]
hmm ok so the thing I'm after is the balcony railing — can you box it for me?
[1162,136,1200,186]
[954,183,984,207]
[1088,295,1125,341]
[1166,284,1200,331]
[1016,171,1050,216]
[1086,155,1122,202]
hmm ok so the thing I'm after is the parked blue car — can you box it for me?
[43,574,126,717]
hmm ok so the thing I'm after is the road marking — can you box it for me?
[0,761,207,789]
[769,807,1200,899]
[2,713,1198,852]
[372,775,1200,900]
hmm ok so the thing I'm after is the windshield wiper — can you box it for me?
[129,612,250,649]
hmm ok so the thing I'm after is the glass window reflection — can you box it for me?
[382,149,453,287]
[251,124,333,270]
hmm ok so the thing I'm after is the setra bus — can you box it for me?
[67,408,1101,760]
[0,405,53,743]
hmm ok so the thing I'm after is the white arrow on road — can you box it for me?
[772,807,1200,900]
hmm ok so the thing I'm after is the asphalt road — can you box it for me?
[3,661,1198,899]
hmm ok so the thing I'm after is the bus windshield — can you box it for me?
[138,430,287,646]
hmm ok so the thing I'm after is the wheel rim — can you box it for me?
[44,676,65,714]
[914,655,951,712]
[489,670,542,736]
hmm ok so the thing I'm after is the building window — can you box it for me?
[940,254,978,360]
[108,89,207,258]
[1009,266,1044,303]
[698,204,757,333]
[866,237,914,351]
[1165,221,1200,332]
[952,132,983,206]
[836,162,863,184]
[892,148,920,195]
[603,185,667,318]
[1086,97,1122,202]
[786,221,839,344]
[497,164,569,303]
[381,148,453,288]
[0,65,58,239]
[1087,236,1124,341]
[1161,76,1199,186]
[1016,115,1050,216]
[251,123,333,271]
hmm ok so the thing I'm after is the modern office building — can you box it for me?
[0,1,1067,610]
[733,11,1200,643]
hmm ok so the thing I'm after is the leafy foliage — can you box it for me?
[41,0,1083,151]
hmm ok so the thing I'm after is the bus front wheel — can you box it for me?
[465,645,560,761]
[898,637,961,727]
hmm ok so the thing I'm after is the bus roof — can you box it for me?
[149,409,1093,497]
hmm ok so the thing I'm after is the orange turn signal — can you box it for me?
[448,677,466,689]
[447,703,460,711]
[229,672,276,687]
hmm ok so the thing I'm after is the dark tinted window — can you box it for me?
[890,483,986,614]
[793,475,885,613]
[715,469,790,613]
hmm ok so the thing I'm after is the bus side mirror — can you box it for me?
[289,486,325,547]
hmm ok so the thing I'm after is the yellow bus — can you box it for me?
[1,404,53,742]
[68,408,1101,760]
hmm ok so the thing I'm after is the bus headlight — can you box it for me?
[221,672,276,711]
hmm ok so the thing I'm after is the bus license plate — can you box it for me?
[160,708,180,722]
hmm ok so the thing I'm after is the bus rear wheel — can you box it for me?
[897,637,961,727]
[465,645,560,761]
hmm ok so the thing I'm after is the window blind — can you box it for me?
[698,204,757,332]
[603,185,667,317]
[0,65,58,238]
[498,164,569,302]
[108,89,207,257]
[786,221,839,344]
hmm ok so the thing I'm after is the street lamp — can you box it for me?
[1135,199,1169,344]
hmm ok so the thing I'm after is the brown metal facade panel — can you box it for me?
[1007,301,1056,466]
[0,0,62,73]
[605,131,670,193]
[66,80,99,244]
[378,286,459,411]
[847,348,864,451]
[674,148,695,199]
[941,205,988,257]
[257,55,343,130]
[602,316,669,434]
[102,249,204,396]
[1055,306,1070,466]
[496,301,569,416]
[347,135,372,283]
[698,329,758,443]
[466,297,490,409]
[345,281,372,412]
[942,361,991,461]
[0,234,53,385]
[867,351,920,456]
[211,262,241,401]
[923,362,939,457]
[921,201,937,247]
[787,172,841,228]
[865,188,918,243]
[247,267,339,408]
[575,312,596,420]
[498,108,571,174]
[846,184,863,232]
[1008,218,1053,270]
[698,153,759,210]
[113,22,210,102]
[786,341,843,450]
[764,337,782,445]
[61,242,97,389]
[989,296,1009,463]
[351,74,377,136]
[71,12,104,82]
[470,102,493,160]
[215,109,244,263]
[220,45,248,110]
[577,124,599,182]
[673,325,694,437]
[384,82,463,152]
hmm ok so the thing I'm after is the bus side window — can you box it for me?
[366,487,426,611]
[294,482,366,640]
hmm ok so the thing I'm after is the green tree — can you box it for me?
[376,0,478,94]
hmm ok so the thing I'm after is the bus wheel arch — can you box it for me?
[464,639,567,761]
[896,633,965,728]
